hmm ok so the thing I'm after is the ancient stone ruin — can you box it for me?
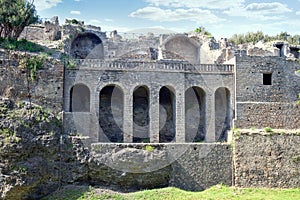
[62,21,300,145]
[0,18,300,199]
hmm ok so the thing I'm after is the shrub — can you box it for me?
[20,55,46,80]
[144,145,154,152]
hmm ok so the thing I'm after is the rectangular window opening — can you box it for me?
[263,73,272,85]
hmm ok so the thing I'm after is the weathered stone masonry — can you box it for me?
[235,56,300,129]
[63,60,235,144]
[233,131,300,188]
[62,28,300,144]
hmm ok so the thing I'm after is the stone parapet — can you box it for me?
[68,59,234,74]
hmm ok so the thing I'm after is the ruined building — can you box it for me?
[61,21,300,145]
[1,19,300,195]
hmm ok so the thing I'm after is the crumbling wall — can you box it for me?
[0,53,64,113]
[233,130,300,188]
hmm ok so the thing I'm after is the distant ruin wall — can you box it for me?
[20,24,61,41]
[233,131,300,188]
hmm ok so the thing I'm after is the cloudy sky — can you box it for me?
[34,0,300,39]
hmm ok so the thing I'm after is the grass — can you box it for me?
[0,37,44,52]
[43,185,300,200]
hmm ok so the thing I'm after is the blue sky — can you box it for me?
[34,0,300,39]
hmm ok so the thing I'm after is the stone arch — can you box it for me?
[161,34,200,64]
[70,32,104,59]
[215,87,231,141]
[185,86,206,142]
[133,85,150,143]
[70,84,90,112]
[159,86,176,143]
[99,84,124,142]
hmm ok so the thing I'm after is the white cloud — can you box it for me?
[129,7,224,23]
[34,0,62,11]
[89,19,101,24]
[144,0,245,10]
[224,2,292,20]
[74,0,81,1]
[296,11,300,15]
[70,10,81,15]
[105,19,114,22]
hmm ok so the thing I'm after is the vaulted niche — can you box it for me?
[70,32,104,59]
[70,84,90,112]
[185,87,206,142]
[133,86,150,143]
[99,85,124,142]
[159,86,176,143]
[164,35,199,64]
[215,87,230,142]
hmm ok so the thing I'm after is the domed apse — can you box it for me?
[164,35,200,64]
[70,32,104,59]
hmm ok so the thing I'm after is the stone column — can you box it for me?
[92,90,100,143]
[175,90,185,143]
[205,93,215,142]
[123,92,133,143]
[149,87,159,143]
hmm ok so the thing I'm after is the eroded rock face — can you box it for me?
[0,98,89,200]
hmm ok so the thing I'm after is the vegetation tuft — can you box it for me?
[20,54,46,80]
[194,26,212,38]
[264,127,273,133]
[144,145,154,152]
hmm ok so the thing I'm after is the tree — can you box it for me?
[0,0,38,39]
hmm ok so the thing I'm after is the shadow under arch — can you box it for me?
[215,87,231,141]
[99,84,124,142]
[70,32,104,59]
[133,85,150,143]
[70,83,90,112]
[159,85,176,143]
[185,86,206,142]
